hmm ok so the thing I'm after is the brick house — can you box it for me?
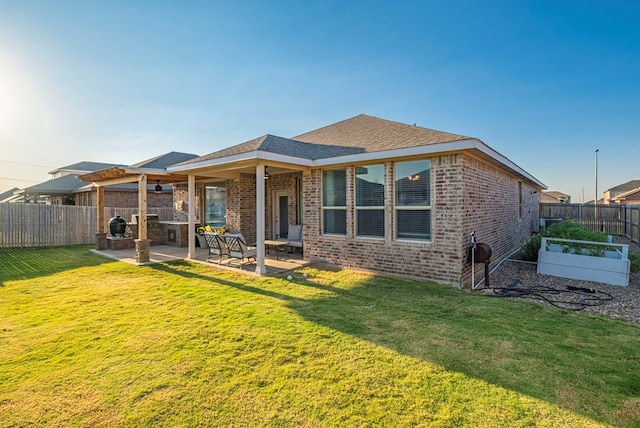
[604,180,640,205]
[541,191,571,204]
[74,153,199,208]
[17,161,176,207]
[166,114,545,287]
[21,154,198,209]
[609,186,640,205]
[19,162,118,205]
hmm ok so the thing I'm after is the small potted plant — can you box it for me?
[213,226,227,235]
[196,225,213,248]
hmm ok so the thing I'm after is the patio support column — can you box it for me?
[255,163,267,275]
[138,174,148,240]
[135,174,150,263]
[187,174,196,260]
[95,185,106,250]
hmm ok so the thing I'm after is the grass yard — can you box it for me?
[1,246,640,427]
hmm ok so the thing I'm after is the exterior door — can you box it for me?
[273,191,288,239]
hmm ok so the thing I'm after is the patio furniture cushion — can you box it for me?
[224,233,257,263]
[203,233,228,264]
[277,224,303,248]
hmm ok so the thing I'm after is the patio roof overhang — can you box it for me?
[78,166,197,186]
[166,150,312,181]
[166,139,546,190]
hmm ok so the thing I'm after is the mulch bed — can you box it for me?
[478,238,640,325]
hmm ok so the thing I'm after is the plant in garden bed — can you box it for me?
[521,220,610,261]
[629,252,640,272]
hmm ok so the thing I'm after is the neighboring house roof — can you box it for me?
[74,182,174,193]
[22,174,87,195]
[169,114,545,189]
[605,180,640,193]
[611,186,640,202]
[541,191,570,203]
[21,174,173,195]
[131,151,199,169]
[585,198,606,205]
[27,153,186,195]
[0,187,19,202]
[49,161,121,175]
[78,152,200,185]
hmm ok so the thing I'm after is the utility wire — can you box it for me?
[0,159,53,169]
[0,176,40,183]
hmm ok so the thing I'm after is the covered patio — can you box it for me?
[79,136,310,276]
[90,244,307,275]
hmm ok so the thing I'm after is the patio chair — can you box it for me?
[223,233,257,267]
[276,224,303,254]
[203,233,228,264]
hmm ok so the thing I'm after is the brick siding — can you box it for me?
[265,172,300,239]
[460,155,539,286]
[303,153,539,287]
[171,154,540,287]
[173,183,204,223]
[73,189,173,208]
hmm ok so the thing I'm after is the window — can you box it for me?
[322,169,347,235]
[395,160,431,240]
[355,164,385,237]
[518,181,523,219]
[205,183,226,228]
[297,176,303,224]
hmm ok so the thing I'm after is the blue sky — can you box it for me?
[1,0,638,202]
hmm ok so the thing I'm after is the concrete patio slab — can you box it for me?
[90,245,307,276]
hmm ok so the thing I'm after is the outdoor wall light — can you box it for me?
[264,166,270,180]
[154,180,163,193]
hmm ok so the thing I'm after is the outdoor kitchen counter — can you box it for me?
[160,221,190,247]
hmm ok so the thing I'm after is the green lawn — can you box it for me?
[1,245,639,427]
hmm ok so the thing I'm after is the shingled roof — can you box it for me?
[23,174,173,194]
[164,114,544,188]
[173,134,367,166]
[22,174,87,194]
[49,161,121,175]
[293,114,471,153]
[606,180,640,193]
[174,114,473,167]
[131,151,199,169]
[0,187,19,202]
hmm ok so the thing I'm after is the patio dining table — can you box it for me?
[264,240,288,260]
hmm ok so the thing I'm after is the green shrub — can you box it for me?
[520,234,542,261]
[520,220,608,262]
[629,252,640,273]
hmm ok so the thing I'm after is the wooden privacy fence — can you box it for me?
[0,204,175,248]
[540,203,640,243]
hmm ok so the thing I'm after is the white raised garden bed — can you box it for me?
[537,237,630,286]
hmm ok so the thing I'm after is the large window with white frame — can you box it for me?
[322,169,347,235]
[355,164,385,237]
[395,159,431,240]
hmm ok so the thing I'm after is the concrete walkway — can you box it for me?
[90,245,307,276]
